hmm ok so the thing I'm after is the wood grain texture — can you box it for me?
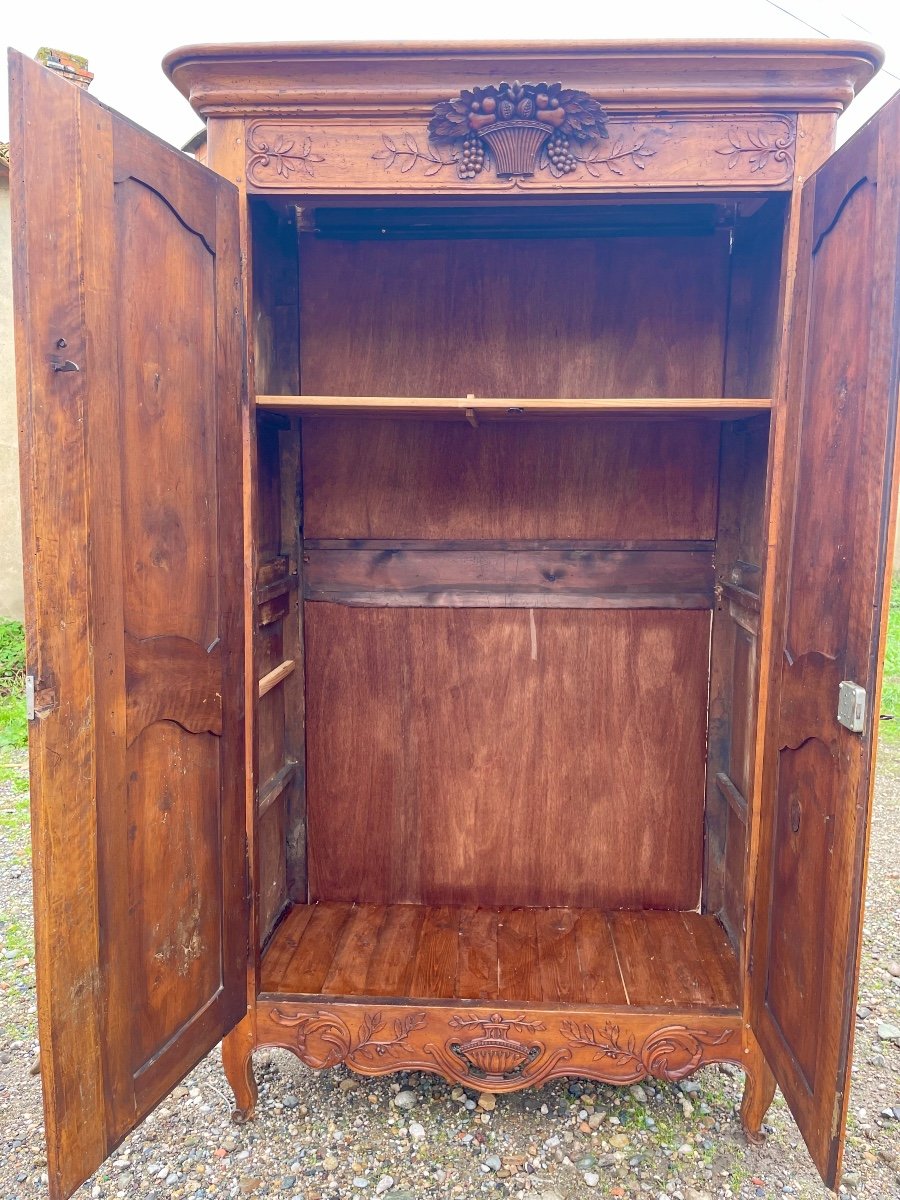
[704,414,769,935]
[303,546,715,608]
[261,902,739,1009]
[300,235,730,400]
[259,396,772,418]
[244,114,801,193]
[253,411,305,941]
[302,418,720,541]
[257,997,742,1098]
[305,605,709,909]
[749,92,900,1187]
[10,50,246,1200]
[164,41,879,121]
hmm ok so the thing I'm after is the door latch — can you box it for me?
[837,681,866,733]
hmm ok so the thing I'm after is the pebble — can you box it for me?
[888,961,900,978]
[282,1093,299,1109]
[629,1084,648,1103]
[877,1022,900,1040]
[408,1121,425,1140]
[858,1006,872,1020]
[352,1177,369,1188]
[584,1171,600,1187]
[609,1132,630,1148]
[375,1177,394,1195]
[484,1154,502,1171]
[392,1089,417,1110]
[477,1091,496,1111]
[322,1155,338,1171]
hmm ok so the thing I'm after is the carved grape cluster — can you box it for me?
[546,131,577,174]
[459,135,486,179]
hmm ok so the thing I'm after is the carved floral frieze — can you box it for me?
[258,1001,742,1092]
[245,113,797,192]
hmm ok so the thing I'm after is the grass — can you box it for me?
[0,620,27,751]
[878,574,900,744]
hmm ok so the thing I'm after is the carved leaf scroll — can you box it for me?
[247,130,324,180]
[271,1007,427,1069]
[716,122,795,175]
[560,1020,732,1083]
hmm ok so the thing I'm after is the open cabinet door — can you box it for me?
[750,91,900,1186]
[8,50,247,1200]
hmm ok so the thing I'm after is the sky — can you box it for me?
[2,0,900,148]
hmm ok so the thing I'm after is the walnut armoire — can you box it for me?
[8,38,900,1199]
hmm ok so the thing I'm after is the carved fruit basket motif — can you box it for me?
[426,80,609,179]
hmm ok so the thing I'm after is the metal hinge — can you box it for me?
[25,676,58,721]
[837,681,866,733]
[832,1090,843,1139]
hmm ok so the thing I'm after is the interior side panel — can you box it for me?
[252,198,305,940]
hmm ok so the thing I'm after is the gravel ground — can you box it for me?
[0,747,897,1200]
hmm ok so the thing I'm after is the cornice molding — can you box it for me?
[162,39,883,121]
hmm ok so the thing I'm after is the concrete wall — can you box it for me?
[0,166,24,621]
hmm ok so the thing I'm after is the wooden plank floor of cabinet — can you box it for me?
[260,902,739,1010]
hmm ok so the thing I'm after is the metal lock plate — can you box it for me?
[837,680,866,733]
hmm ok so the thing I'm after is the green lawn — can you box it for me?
[0,619,27,751]
[878,574,900,744]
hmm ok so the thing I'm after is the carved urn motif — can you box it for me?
[447,1012,546,1080]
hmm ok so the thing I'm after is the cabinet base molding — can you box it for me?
[223,1000,771,1142]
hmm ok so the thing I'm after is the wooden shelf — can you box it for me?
[256,395,772,421]
[261,901,739,1010]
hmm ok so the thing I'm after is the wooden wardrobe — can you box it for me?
[9,39,900,1200]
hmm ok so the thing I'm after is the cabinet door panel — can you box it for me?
[750,91,900,1186]
[8,50,247,1200]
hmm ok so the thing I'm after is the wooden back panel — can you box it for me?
[306,605,709,909]
[299,233,730,399]
[303,417,719,541]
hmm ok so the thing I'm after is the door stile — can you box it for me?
[741,111,837,995]
[206,118,261,1008]
[9,54,111,1193]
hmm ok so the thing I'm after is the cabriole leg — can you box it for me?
[222,1015,258,1124]
[740,1038,777,1145]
